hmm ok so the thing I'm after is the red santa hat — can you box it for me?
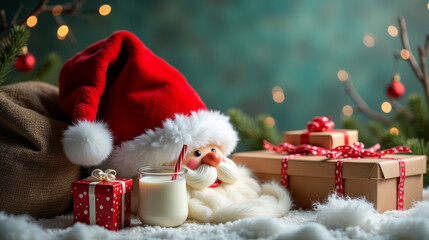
[59,31,238,177]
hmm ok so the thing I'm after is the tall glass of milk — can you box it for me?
[137,166,188,227]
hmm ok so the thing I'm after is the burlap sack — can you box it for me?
[0,81,81,218]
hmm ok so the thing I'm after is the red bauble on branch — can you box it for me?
[15,46,36,73]
[386,73,405,99]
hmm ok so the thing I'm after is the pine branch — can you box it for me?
[227,108,282,151]
[256,114,282,145]
[0,25,30,86]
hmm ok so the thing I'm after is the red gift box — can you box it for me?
[71,177,133,231]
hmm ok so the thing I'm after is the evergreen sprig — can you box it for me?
[0,25,30,86]
[227,108,282,151]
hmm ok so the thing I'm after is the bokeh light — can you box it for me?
[26,16,37,28]
[342,105,353,116]
[390,127,399,135]
[264,116,276,127]
[381,101,392,113]
[400,49,410,60]
[387,25,398,37]
[273,91,285,103]
[272,86,283,95]
[57,25,69,40]
[337,70,349,81]
[99,4,112,16]
[52,5,63,16]
[363,34,375,47]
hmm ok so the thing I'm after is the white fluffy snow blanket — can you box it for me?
[2,189,429,240]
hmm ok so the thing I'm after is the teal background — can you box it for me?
[2,0,429,131]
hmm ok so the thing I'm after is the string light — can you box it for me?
[390,127,399,135]
[264,117,275,127]
[52,5,63,16]
[381,101,392,113]
[57,25,69,40]
[273,91,285,103]
[400,49,410,60]
[387,25,398,37]
[272,86,283,95]
[342,105,353,116]
[272,86,285,103]
[26,16,38,28]
[363,34,375,47]
[337,70,349,81]
[99,4,111,16]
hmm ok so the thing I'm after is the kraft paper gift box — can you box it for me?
[71,178,133,231]
[284,129,359,150]
[232,150,427,212]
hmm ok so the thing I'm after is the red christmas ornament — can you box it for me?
[15,46,36,73]
[386,73,405,99]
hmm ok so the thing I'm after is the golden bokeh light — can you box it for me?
[52,5,63,16]
[400,49,410,60]
[342,105,354,116]
[390,127,399,135]
[26,16,38,28]
[363,34,375,47]
[272,86,283,95]
[99,4,112,16]
[427,3,429,10]
[57,34,66,40]
[57,25,69,40]
[387,25,398,37]
[273,91,285,103]
[381,101,392,113]
[337,70,349,81]
[264,117,276,127]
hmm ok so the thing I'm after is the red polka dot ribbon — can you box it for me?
[300,116,349,145]
[326,142,411,210]
[263,140,329,188]
[306,116,335,132]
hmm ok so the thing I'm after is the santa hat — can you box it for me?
[59,31,238,177]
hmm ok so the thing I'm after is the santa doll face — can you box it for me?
[180,145,239,189]
[184,145,223,170]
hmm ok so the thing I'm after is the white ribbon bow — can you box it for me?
[87,169,117,182]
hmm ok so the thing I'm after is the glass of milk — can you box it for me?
[137,166,188,227]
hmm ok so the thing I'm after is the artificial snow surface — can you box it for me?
[1,189,429,240]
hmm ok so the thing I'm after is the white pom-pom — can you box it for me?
[63,120,113,166]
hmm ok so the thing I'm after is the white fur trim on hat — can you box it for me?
[63,120,113,166]
[103,110,239,178]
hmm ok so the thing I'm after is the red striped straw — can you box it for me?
[172,144,187,180]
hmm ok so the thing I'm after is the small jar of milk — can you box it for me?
[137,166,188,227]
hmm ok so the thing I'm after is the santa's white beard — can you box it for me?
[187,161,292,223]
[184,158,239,189]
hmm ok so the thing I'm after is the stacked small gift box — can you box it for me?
[232,116,427,212]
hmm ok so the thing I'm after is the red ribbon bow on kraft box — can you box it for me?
[326,142,411,210]
[264,140,412,211]
[284,116,358,150]
[263,140,329,187]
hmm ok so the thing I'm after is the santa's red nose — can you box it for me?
[201,152,221,167]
